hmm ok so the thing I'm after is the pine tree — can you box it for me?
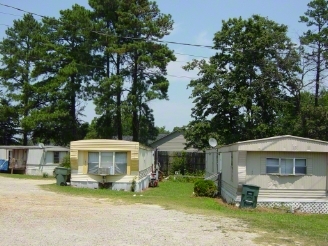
[300,0,328,106]
[89,0,175,142]
[0,14,44,145]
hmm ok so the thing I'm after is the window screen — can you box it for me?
[295,159,306,174]
[88,152,99,174]
[115,152,127,175]
[266,158,279,173]
[281,159,293,174]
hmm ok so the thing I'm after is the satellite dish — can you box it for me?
[208,138,217,148]
[38,143,44,148]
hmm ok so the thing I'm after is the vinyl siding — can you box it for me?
[221,180,238,199]
[246,152,327,192]
[26,149,44,165]
[238,151,247,188]
[139,148,153,171]
[150,132,199,152]
[70,150,78,170]
[0,149,6,159]
[221,151,239,190]
[205,149,218,178]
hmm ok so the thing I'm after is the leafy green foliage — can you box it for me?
[193,179,217,197]
[59,154,71,168]
[183,15,301,149]
[31,5,94,144]
[169,151,187,175]
[89,0,175,143]
[0,97,19,145]
[0,14,46,145]
[156,126,170,134]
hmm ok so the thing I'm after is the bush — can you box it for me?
[169,151,186,175]
[193,179,217,197]
[130,177,137,192]
[42,172,49,178]
[59,154,70,168]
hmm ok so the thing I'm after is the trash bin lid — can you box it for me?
[242,184,260,189]
[55,167,71,170]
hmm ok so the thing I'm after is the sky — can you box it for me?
[0,0,312,131]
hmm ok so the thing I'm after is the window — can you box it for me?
[88,152,127,175]
[295,159,306,174]
[53,152,60,164]
[266,158,306,175]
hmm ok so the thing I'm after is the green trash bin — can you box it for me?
[54,167,71,186]
[240,184,260,209]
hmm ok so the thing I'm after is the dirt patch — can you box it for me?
[0,177,262,245]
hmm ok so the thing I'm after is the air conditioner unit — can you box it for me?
[98,167,111,175]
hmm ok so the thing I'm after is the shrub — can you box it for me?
[130,177,137,192]
[169,151,186,175]
[59,154,70,168]
[193,179,217,197]
[42,172,49,178]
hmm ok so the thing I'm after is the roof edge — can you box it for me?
[216,135,328,149]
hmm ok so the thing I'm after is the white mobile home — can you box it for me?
[0,145,69,175]
[205,135,328,214]
[70,139,153,192]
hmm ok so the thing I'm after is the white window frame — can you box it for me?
[88,151,127,175]
[266,158,306,175]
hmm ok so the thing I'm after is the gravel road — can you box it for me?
[0,177,260,246]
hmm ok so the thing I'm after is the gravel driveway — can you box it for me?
[0,177,260,246]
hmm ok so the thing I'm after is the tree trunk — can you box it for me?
[315,48,321,107]
[116,55,123,140]
[70,76,77,140]
[132,56,139,142]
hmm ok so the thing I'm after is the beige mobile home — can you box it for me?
[70,139,153,192]
[205,135,328,214]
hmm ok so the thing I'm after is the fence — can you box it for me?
[157,151,205,175]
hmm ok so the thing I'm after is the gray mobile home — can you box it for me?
[205,135,328,214]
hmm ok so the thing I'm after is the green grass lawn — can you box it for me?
[39,180,328,246]
[0,173,55,180]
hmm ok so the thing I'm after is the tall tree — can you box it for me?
[89,0,175,142]
[89,0,126,140]
[30,5,94,144]
[299,0,328,106]
[183,15,301,149]
[118,0,176,142]
[0,14,44,145]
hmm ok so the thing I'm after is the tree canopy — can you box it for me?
[1,0,328,150]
